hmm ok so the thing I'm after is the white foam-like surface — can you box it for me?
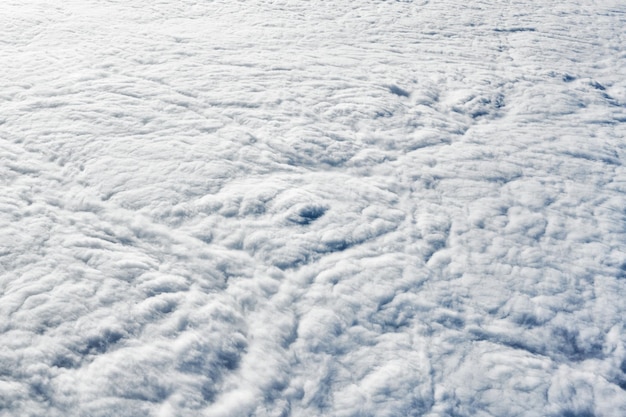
[1,1,626,416]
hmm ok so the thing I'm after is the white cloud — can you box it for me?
[1,0,626,416]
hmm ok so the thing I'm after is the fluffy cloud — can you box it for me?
[1,0,625,416]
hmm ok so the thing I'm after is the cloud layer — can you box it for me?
[1,0,626,416]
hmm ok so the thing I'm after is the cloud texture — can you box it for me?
[1,0,626,416]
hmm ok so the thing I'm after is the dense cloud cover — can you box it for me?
[1,0,626,416]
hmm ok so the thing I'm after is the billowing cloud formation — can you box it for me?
[1,0,626,416]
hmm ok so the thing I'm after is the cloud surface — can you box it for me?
[1,0,626,416]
